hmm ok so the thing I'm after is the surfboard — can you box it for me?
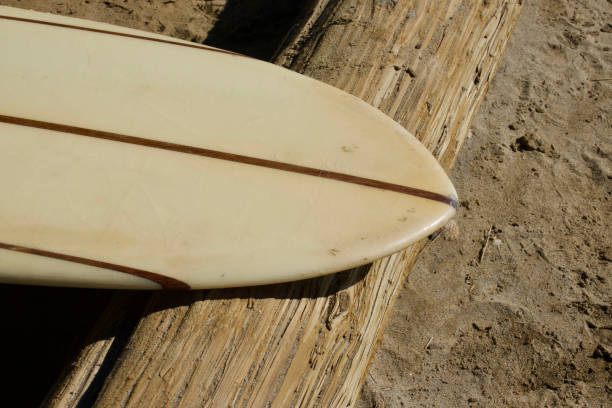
[0,6,457,290]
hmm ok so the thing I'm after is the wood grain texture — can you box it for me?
[41,0,523,406]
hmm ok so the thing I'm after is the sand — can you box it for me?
[1,0,610,406]
[361,1,611,406]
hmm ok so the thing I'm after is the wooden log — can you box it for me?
[38,0,524,406]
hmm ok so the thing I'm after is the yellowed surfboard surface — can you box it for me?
[0,6,457,289]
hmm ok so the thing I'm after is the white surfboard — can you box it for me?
[0,6,457,290]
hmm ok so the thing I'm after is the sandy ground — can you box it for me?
[1,0,610,407]
[361,1,611,406]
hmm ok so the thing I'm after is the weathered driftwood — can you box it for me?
[42,0,523,406]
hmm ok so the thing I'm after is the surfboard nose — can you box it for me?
[0,4,460,289]
[433,164,459,211]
